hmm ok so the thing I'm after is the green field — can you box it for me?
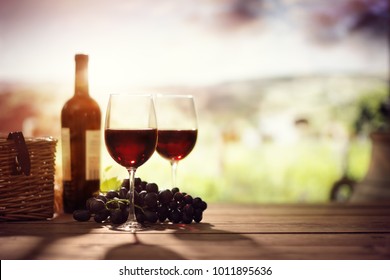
[100,137,371,204]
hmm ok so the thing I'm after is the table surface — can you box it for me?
[1,203,390,260]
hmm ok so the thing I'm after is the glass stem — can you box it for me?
[170,160,178,188]
[127,167,137,223]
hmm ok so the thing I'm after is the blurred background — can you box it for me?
[0,0,389,204]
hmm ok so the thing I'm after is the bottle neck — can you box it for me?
[74,56,89,97]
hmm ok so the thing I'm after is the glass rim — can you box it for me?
[154,93,194,99]
[109,93,154,97]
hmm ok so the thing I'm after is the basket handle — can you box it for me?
[7,131,31,176]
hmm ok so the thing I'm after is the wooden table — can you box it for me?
[1,203,390,260]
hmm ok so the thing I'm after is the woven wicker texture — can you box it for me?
[0,136,57,221]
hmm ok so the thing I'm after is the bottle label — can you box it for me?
[61,128,72,180]
[86,130,101,180]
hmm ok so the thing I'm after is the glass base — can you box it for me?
[106,221,144,232]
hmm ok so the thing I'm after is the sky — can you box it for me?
[0,0,388,91]
[0,0,388,196]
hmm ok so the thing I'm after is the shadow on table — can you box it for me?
[104,222,262,260]
[0,215,100,259]
[105,233,185,260]
[172,223,263,259]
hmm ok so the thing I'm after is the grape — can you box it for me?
[135,185,143,193]
[183,204,194,217]
[174,192,184,202]
[183,194,193,204]
[94,209,110,223]
[73,209,91,222]
[121,179,130,190]
[193,209,203,223]
[89,199,106,214]
[86,197,95,210]
[133,190,140,204]
[136,212,146,223]
[169,209,182,224]
[134,177,142,186]
[137,191,147,207]
[121,209,130,221]
[106,190,119,199]
[140,181,148,190]
[199,201,208,211]
[178,200,186,210]
[96,195,108,203]
[169,200,178,210]
[110,209,126,224]
[182,212,193,224]
[158,189,173,204]
[192,197,202,209]
[139,190,147,199]
[171,187,180,194]
[144,210,158,223]
[146,182,159,194]
[118,199,128,211]
[119,187,128,199]
[157,205,169,222]
[144,192,158,208]
[72,176,207,226]
[106,199,119,209]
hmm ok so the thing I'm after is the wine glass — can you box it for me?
[154,94,198,188]
[104,94,157,231]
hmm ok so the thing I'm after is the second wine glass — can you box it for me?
[104,94,157,232]
[155,94,198,188]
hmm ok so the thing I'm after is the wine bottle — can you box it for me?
[61,54,101,213]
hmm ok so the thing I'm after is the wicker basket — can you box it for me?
[0,132,57,221]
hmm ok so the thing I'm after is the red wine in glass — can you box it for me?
[155,94,198,188]
[105,129,157,169]
[157,129,197,161]
[104,94,157,232]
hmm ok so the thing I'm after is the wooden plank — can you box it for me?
[206,203,390,216]
[1,204,389,260]
[2,209,390,235]
[1,233,389,260]
[1,216,389,235]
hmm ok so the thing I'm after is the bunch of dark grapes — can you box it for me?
[72,177,207,225]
